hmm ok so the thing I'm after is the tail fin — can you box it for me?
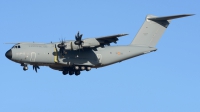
[131,14,194,47]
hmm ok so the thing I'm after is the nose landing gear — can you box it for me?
[23,65,28,71]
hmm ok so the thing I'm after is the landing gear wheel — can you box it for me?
[23,66,28,71]
[86,67,91,71]
[69,71,74,75]
[75,71,80,76]
[62,71,68,75]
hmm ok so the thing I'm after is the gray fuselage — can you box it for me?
[9,43,156,71]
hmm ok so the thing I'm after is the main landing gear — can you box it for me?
[62,70,80,76]
[62,71,68,75]
[62,66,91,76]
[75,71,80,75]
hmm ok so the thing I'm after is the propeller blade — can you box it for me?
[35,67,37,73]
[74,31,83,46]
[79,34,83,40]
[60,48,64,56]
[77,31,79,37]
[57,39,66,56]
[37,66,40,69]
[62,39,65,44]
[33,65,40,73]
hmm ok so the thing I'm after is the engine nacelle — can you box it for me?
[82,38,100,47]
[64,41,82,50]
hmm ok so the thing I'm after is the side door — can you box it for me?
[30,52,36,62]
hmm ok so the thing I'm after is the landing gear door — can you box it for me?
[96,54,102,63]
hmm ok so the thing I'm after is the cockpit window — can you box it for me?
[12,45,21,49]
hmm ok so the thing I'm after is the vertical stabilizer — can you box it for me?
[131,14,193,47]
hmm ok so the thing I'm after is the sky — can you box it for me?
[0,0,199,112]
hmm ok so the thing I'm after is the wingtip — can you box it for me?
[4,42,19,44]
[189,14,195,16]
[183,14,195,16]
[121,34,129,36]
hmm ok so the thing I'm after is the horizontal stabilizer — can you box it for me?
[148,14,194,21]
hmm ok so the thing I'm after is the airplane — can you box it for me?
[5,14,193,76]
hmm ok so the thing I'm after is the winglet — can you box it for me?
[148,14,195,21]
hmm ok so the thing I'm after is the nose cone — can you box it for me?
[5,49,12,60]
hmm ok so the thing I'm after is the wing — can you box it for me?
[82,33,128,47]
[95,34,128,46]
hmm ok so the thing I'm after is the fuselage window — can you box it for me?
[18,45,20,48]
[15,46,17,48]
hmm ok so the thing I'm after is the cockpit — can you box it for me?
[12,44,21,49]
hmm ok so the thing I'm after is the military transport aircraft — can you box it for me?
[5,14,193,75]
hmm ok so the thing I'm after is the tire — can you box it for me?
[62,71,68,75]
[69,71,74,75]
[75,71,80,76]
[23,66,28,71]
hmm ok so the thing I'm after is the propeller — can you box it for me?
[74,31,83,49]
[57,39,66,56]
[33,65,40,73]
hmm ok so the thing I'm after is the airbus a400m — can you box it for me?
[5,14,193,76]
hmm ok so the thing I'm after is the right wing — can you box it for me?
[82,34,128,47]
[95,34,128,45]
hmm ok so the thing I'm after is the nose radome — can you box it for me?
[5,49,12,60]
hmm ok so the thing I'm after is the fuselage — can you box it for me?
[5,42,156,71]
